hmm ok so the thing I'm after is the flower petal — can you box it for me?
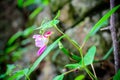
[33,34,42,39]
[44,31,53,38]
[35,37,48,47]
[37,45,47,56]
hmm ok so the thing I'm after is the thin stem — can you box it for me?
[85,67,97,80]
[64,68,78,75]
[110,0,120,73]
[54,25,80,50]
[25,74,30,80]
[80,40,86,49]
[80,49,97,80]
[54,25,96,79]
[91,64,97,78]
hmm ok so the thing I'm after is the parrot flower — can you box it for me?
[33,31,53,56]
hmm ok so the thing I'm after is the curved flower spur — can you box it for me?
[33,31,53,56]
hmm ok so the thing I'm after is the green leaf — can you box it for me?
[36,20,59,31]
[75,75,85,80]
[90,20,108,36]
[0,64,16,79]
[17,0,23,8]
[29,7,42,19]
[53,74,64,80]
[27,35,65,76]
[6,64,16,75]
[12,48,26,61]
[85,5,120,41]
[54,10,60,20]
[5,44,18,54]
[22,26,35,37]
[7,31,23,45]
[58,41,81,61]
[65,63,81,69]
[41,0,49,5]
[102,46,113,60]
[23,0,34,7]
[8,68,29,80]
[71,53,81,61]
[113,70,120,80]
[80,46,96,66]
[66,46,96,69]
[58,41,69,56]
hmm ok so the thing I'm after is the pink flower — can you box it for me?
[33,31,53,56]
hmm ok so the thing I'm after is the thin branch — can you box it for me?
[110,0,120,73]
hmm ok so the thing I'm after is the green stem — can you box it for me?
[80,49,96,80]
[64,68,78,75]
[54,25,80,51]
[54,25,96,79]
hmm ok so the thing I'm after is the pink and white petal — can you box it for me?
[37,45,47,56]
[35,38,48,47]
[33,34,42,39]
[44,31,53,38]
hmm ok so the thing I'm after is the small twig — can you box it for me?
[100,26,110,31]
[110,0,120,73]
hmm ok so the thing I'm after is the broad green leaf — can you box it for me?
[29,7,42,19]
[8,68,29,80]
[65,63,81,69]
[80,46,96,66]
[17,0,23,8]
[65,46,96,69]
[7,31,23,45]
[85,5,120,41]
[53,74,64,80]
[113,70,120,80]
[75,75,85,80]
[27,35,65,76]
[36,20,59,30]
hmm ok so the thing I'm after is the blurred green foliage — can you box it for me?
[1,0,120,79]
[74,75,85,80]
[85,4,120,42]
[1,0,50,80]
[17,0,50,19]
[17,0,49,8]
[113,70,120,80]
[65,46,96,69]
[0,64,29,80]
[53,74,64,80]
[0,26,35,79]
